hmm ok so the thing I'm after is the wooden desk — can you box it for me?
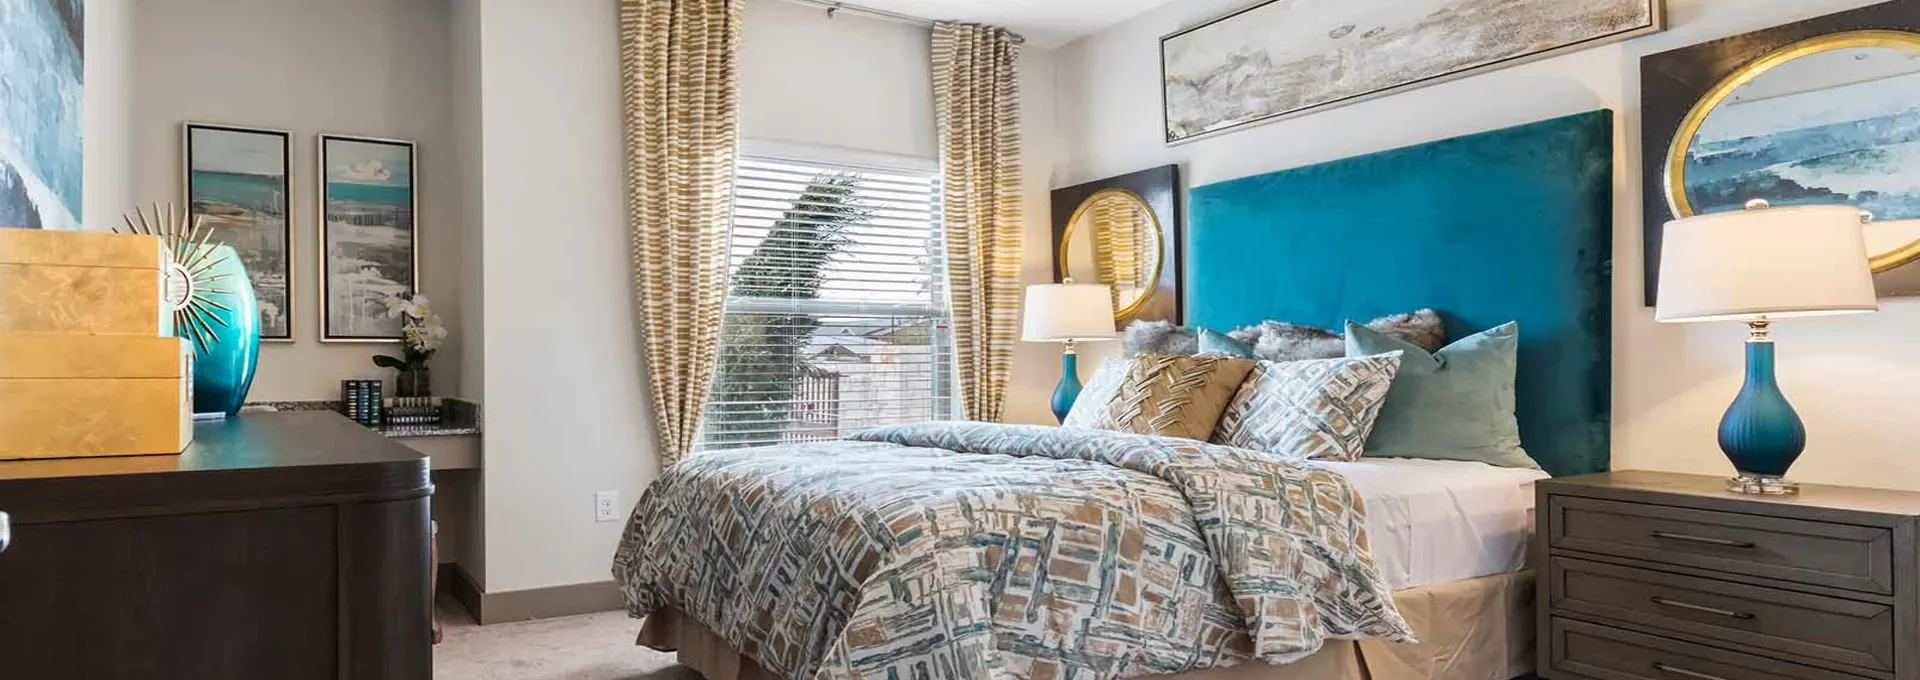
[0,412,433,679]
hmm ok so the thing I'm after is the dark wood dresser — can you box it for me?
[0,412,433,679]
[1538,470,1920,680]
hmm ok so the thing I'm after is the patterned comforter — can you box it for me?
[612,422,1413,680]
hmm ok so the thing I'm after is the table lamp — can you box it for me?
[1022,281,1117,423]
[1656,200,1879,494]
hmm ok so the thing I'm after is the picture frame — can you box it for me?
[183,122,294,341]
[1049,165,1184,325]
[1160,0,1665,144]
[317,134,418,343]
[1640,0,1920,303]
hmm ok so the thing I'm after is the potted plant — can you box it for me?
[374,293,447,398]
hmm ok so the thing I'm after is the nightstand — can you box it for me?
[1537,470,1920,680]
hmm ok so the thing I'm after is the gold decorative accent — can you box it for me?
[1059,187,1166,322]
[116,203,236,354]
[1665,29,1920,273]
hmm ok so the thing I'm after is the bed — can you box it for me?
[613,109,1615,680]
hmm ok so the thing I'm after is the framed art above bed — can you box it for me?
[1161,0,1663,144]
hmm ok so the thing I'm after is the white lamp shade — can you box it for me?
[1656,204,1879,323]
[1022,283,1118,342]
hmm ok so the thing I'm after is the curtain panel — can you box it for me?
[619,0,744,465]
[932,22,1025,423]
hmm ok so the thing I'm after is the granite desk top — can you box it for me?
[242,398,482,438]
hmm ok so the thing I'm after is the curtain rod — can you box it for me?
[775,0,932,28]
[771,0,1027,43]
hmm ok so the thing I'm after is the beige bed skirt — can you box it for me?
[637,570,1534,680]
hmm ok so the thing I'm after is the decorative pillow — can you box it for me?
[1122,310,1445,362]
[1061,358,1133,429]
[1121,320,1199,356]
[1197,328,1256,357]
[1212,353,1403,461]
[1347,321,1536,469]
[1091,354,1255,441]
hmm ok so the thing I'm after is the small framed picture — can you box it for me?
[318,134,418,342]
[184,123,294,340]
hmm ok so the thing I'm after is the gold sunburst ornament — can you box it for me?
[116,203,236,354]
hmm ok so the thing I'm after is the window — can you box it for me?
[697,149,954,451]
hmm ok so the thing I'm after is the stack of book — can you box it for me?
[387,397,441,426]
[340,380,384,427]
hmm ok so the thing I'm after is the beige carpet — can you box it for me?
[434,599,695,680]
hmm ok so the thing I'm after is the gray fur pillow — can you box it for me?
[1120,320,1198,356]
[1122,309,1444,362]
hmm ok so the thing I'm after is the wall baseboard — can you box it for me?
[440,564,625,625]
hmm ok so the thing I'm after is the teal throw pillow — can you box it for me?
[1345,321,1536,469]
[1197,328,1255,358]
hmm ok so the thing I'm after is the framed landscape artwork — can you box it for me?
[318,134,417,342]
[1161,0,1665,143]
[185,123,293,340]
[0,0,84,230]
[1641,0,1920,301]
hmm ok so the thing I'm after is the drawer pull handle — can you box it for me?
[1653,662,1732,680]
[0,510,8,554]
[1650,597,1753,619]
[1649,531,1755,548]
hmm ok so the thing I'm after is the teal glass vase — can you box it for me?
[1717,338,1806,486]
[180,244,261,415]
[1050,352,1082,424]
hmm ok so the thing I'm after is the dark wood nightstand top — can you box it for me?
[1545,470,1920,526]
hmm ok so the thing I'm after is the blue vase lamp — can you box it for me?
[124,205,262,416]
[1655,201,1879,495]
[1022,282,1118,423]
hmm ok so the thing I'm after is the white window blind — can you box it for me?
[697,152,954,451]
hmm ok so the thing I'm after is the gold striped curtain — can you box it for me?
[619,0,743,465]
[933,22,1024,423]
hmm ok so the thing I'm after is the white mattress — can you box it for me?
[1308,458,1550,591]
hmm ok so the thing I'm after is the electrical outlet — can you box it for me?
[595,491,620,522]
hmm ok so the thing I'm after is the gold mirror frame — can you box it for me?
[1665,29,1920,273]
[1058,187,1167,321]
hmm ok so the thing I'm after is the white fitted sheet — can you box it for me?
[1309,458,1551,591]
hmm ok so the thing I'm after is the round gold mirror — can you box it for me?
[1667,30,1920,273]
[1059,188,1164,320]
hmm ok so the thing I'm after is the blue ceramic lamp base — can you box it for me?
[1050,342,1084,424]
[1719,320,1805,495]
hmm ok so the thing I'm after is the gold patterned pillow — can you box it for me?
[1091,354,1256,441]
[1212,352,1403,461]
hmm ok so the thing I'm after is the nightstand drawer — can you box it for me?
[1549,617,1871,680]
[1548,496,1893,594]
[1549,558,1893,672]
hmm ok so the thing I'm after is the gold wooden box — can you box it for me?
[0,334,194,459]
[0,229,172,336]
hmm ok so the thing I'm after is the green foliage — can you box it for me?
[703,175,867,449]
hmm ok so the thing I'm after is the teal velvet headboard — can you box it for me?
[1187,110,1613,476]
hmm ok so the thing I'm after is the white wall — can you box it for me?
[467,0,657,593]
[83,0,134,227]
[122,0,462,402]
[1046,0,1920,490]
[742,0,936,159]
